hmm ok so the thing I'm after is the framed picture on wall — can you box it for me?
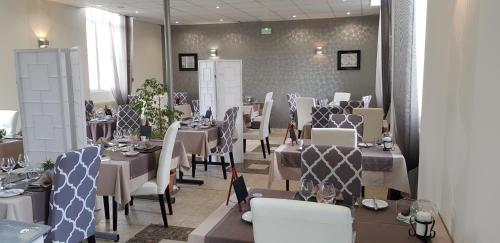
[179,53,198,71]
[337,50,361,70]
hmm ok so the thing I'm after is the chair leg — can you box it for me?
[265,137,271,155]
[124,203,129,216]
[221,156,227,180]
[192,154,197,178]
[260,140,266,159]
[229,152,235,169]
[286,180,290,191]
[87,235,96,243]
[166,185,173,215]
[130,196,134,206]
[158,194,169,228]
[298,130,302,139]
[103,196,109,220]
[268,125,271,134]
[204,157,208,171]
[243,139,246,153]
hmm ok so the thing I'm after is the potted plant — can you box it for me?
[131,78,183,139]
[41,159,55,171]
[0,129,5,143]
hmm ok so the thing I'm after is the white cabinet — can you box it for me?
[198,60,243,163]
[15,48,86,164]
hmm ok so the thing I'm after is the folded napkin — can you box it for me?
[96,137,111,146]
[32,171,54,188]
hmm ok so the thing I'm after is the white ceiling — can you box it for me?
[49,0,379,25]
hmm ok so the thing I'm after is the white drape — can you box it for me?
[375,12,383,108]
[86,8,127,105]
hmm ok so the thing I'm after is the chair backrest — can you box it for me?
[296,97,315,131]
[362,95,372,108]
[85,100,94,114]
[173,92,188,105]
[264,92,273,103]
[117,105,142,131]
[156,121,180,194]
[301,144,362,204]
[353,108,384,143]
[286,93,300,114]
[259,100,273,138]
[311,128,357,147]
[251,198,353,243]
[217,107,239,154]
[329,114,364,142]
[311,106,342,128]
[339,100,364,114]
[0,110,19,135]
[127,95,139,105]
[333,92,351,105]
[49,146,103,242]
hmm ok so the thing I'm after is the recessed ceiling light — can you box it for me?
[96,4,103,7]
[346,12,351,15]
[219,18,224,22]
[370,0,381,6]
[175,21,180,24]
[135,10,139,14]
[216,5,220,9]
[292,15,297,18]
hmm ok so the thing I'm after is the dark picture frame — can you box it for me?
[337,50,361,70]
[178,53,198,71]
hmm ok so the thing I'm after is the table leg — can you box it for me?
[286,180,290,191]
[192,154,197,178]
[124,203,129,216]
[176,156,204,185]
[112,197,117,231]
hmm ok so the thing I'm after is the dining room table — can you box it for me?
[175,104,193,119]
[87,118,117,142]
[268,140,411,195]
[188,188,453,243]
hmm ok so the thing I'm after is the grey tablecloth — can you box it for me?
[189,189,452,243]
[177,125,219,158]
[87,119,116,142]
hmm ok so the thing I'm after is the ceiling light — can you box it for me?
[216,6,220,9]
[370,0,381,6]
[175,21,180,24]
[346,12,351,15]
[96,4,103,7]
[135,10,139,14]
[292,15,297,18]
[219,18,224,22]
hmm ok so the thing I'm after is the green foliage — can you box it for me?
[41,160,55,171]
[131,78,183,138]
[0,129,5,139]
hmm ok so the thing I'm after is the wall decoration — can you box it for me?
[338,50,361,70]
[178,53,198,71]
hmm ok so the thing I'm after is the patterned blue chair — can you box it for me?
[47,145,103,243]
[117,105,142,132]
[329,114,364,142]
[339,100,364,114]
[173,92,188,105]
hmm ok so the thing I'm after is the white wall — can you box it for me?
[131,20,163,93]
[418,0,500,242]
[0,0,89,112]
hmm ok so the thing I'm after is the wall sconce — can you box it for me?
[38,38,49,48]
[315,46,324,55]
[210,49,218,57]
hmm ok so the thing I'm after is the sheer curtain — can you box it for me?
[86,8,128,105]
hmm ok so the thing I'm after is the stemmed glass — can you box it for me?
[299,179,315,201]
[17,154,30,181]
[1,157,16,187]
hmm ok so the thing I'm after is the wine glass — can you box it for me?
[298,139,304,150]
[1,157,15,187]
[318,182,336,204]
[17,154,29,181]
[299,179,315,201]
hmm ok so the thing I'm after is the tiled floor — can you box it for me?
[96,129,387,242]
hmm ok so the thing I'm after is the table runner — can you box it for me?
[268,142,411,193]
[87,119,116,142]
[190,189,452,243]
[0,139,23,160]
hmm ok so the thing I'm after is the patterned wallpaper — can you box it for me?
[171,16,379,127]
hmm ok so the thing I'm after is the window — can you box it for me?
[85,8,126,92]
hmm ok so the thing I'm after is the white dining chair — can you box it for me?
[353,108,384,143]
[362,95,372,108]
[243,100,273,159]
[251,198,353,243]
[0,110,19,135]
[296,97,315,138]
[130,121,180,228]
[311,127,357,147]
[254,92,273,132]
[331,92,351,106]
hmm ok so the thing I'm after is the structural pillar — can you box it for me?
[163,0,174,109]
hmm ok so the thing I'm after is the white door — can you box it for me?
[215,60,244,164]
[198,60,216,116]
